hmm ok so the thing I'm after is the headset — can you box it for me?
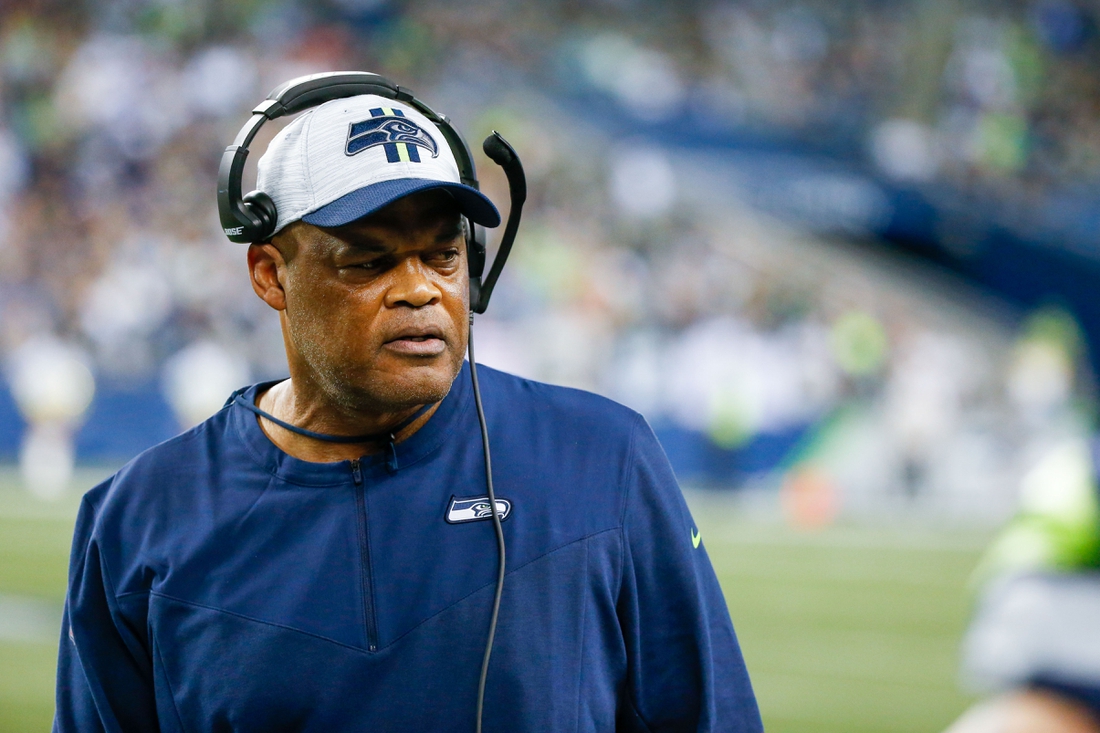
[218,71,526,732]
[217,70,526,313]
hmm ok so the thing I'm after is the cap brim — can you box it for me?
[301,178,501,229]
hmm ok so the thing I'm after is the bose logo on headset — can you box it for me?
[224,226,245,236]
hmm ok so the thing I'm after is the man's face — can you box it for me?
[251,189,469,413]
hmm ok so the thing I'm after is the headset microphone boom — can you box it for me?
[217,71,526,733]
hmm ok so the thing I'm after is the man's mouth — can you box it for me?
[384,330,447,357]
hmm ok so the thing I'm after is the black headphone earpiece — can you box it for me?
[241,190,278,242]
[467,222,487,312]
[468,222,486,278]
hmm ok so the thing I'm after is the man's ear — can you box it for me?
[247,243,287,311]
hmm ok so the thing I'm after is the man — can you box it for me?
[54,90,762,731]
[946,439,1100,733]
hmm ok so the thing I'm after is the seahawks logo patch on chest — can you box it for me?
[445,495,512,524]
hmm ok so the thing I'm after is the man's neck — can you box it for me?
[254,379,440,463]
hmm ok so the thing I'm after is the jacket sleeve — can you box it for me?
[54,490,159,732]
[617,416,763,733]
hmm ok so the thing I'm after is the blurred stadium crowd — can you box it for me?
[0,0,1095,519]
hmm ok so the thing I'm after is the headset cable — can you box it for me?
[467,316,505,733]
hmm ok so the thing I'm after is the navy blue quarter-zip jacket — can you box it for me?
[54,363,762,732]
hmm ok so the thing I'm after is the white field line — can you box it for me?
[0,504,80,523]
[0,593,62,645]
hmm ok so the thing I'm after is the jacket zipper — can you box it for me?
[351,459,378,652]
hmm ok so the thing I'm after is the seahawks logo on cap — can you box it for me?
[346,107,439,163]
[445,495,512,524]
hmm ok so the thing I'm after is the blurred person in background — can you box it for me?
[945,436,1100,733]
[941,311,1100,733]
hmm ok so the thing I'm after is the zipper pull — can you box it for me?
[385,434,398,473]
[350,458,362,485]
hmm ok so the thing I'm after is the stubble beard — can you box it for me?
[292,320,464,417]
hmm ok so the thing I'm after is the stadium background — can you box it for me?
[1,0,1098,730]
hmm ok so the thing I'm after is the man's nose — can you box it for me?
[384,256,442,308]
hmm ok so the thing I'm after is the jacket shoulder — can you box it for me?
[81,404,236,521]
[476,364,643,437]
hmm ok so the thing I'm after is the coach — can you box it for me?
[53,84,762,731]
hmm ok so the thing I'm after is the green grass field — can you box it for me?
[0,469,90,733]
[690,492,988,733]
[0,475,987,732]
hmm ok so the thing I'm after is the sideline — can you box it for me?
[0,594,62,645]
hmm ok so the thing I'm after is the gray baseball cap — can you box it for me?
[256,94,500,236]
